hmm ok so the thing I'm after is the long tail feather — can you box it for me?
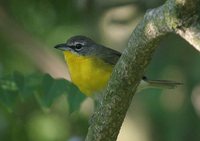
[145,79,183,89]
[138,76,183,91]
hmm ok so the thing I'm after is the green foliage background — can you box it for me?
[0,0,200,141]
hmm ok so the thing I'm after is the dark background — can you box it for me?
[0,0,200,141]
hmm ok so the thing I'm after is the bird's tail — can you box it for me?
[145,79,183,89]
[138,77,183,91]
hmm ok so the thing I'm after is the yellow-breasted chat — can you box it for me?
[55,35,181,96]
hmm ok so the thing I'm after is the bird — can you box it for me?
[55,35,182,97]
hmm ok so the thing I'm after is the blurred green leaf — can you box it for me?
[0,87,18,112]
[0,74,19,111]
[13,71,24,90]
[35,74,86,112]
[0,72,86,112]
[13,71,37,100]
[66,83,86,113]
[37,74,67,107]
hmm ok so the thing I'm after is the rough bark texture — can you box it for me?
[85,0,200,141]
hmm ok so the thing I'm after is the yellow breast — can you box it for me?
[64,51,113,96]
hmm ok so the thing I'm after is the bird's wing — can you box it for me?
[97,45,121,65]
[96,46,182,91]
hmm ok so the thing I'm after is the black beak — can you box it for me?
[54,43,69,51]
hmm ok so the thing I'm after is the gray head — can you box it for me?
[54,35,98,56]
[55,35,121,65]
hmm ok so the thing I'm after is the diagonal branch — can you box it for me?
[0,7,70,80]
[86,0,200,141]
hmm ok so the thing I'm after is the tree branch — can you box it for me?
[85,0,200,141]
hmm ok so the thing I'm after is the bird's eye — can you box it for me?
[75,44,83,50]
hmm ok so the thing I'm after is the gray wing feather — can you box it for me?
[95,44,121,65]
